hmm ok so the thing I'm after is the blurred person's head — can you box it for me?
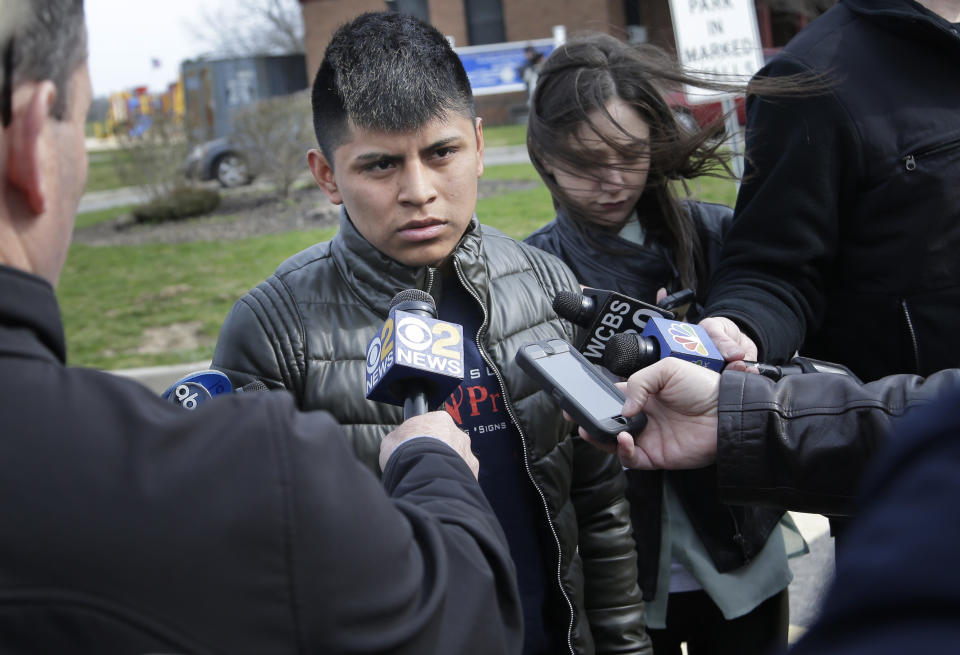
[0,0,90,286]
[307,12,484,268]
[527,34,729,292]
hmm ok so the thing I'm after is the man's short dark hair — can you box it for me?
[1,0,87,126]
[310,11,475,162]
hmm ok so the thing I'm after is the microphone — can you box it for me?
[553,287,674,365]
[161,369,266,409]
[365,289,465,420]
[603,330,861,383]
[602,326,725,378]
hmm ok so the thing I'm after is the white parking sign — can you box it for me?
[668,0,764,102]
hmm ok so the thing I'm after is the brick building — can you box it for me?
[297,0,832,125]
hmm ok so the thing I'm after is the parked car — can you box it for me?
[183,137,256,188]
[667,91,746,132]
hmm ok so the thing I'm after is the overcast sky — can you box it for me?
[86,0,214,97]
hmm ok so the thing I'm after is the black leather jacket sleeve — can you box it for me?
[716,368,960,516]
[213,277,306,397]
[569,435,651,654]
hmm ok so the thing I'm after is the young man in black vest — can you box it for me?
[213,12,651,654]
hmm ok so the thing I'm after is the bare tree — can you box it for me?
[185,0,305,58]
[113,113,192,202]
[230,91,314,198]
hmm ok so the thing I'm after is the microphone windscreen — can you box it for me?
[390,288,435,310]
[604,332,642,377]
[240,380,269,393]
[553,290,592,326]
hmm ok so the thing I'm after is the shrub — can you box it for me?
[231,91,314,197]
[112,113,191,202]
[132,188,221,224]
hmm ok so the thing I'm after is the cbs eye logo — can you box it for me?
[365,316,395,375]
[366,313,462,375]
[396,316,462,358]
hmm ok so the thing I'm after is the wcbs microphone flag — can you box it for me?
[365,307,465,409]
[556,287,671,365]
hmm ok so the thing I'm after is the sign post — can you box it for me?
[667,0,765,184]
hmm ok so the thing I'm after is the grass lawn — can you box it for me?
[59,229,336,370]
[63,163,737,370]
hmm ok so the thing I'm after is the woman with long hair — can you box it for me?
[524,34,793,655]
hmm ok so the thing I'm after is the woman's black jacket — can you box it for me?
[525,202,784,600]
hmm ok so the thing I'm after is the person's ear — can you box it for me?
[474,117,485,178]
[307,148,342,205]
[6,81,56,215]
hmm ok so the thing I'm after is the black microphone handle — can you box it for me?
[403,389,430,420]
[389,289,438,419]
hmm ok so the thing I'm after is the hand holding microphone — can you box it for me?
[582,358,721,470]
[380,411,480,479]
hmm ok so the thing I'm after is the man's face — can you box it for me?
[309,110,484,267]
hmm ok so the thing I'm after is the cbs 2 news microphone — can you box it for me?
[365,289,464,419]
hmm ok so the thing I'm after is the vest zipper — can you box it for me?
[902,137,960,172]
[452,256,577,655]
[900,298,921,373]
[422,268,436,295]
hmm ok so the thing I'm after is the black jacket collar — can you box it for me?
[0,264,66,364]
[330,207,483,317]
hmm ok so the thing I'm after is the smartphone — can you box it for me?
[516,338,647,443]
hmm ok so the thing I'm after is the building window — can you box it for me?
[385,0,430,22]
[464,0,506,45]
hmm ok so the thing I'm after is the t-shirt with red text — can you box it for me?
[439,278,555,655]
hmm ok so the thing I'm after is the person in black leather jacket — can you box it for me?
[583,360,960,654]
[702,0,960,382]
[0,3,524,652]
[523,34,790,655]
[583,357,959,517]
[213,14,650,655]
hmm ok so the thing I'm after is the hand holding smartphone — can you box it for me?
[516,339,646,443]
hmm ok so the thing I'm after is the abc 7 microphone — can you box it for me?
[162,370,268,409]
[365,289,464,420]
[552,287,676,366]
